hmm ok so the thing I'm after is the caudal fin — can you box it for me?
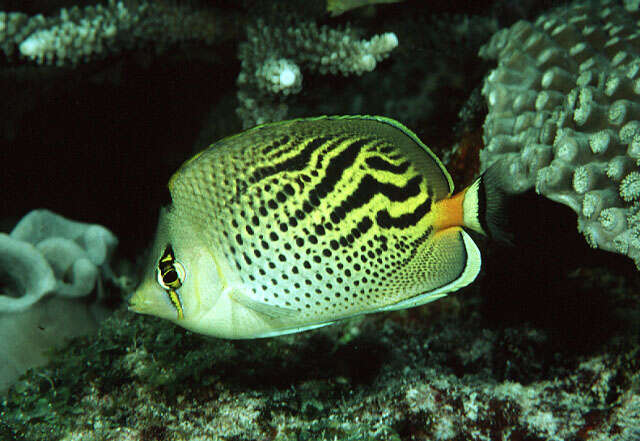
[461,162,513,243]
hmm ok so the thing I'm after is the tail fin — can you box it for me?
[461,162,513,243]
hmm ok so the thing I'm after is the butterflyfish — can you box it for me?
[129,115,506,339]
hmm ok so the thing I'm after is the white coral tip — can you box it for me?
[382,32,398,50]
[279,67,296,87]
[19,35,46,57]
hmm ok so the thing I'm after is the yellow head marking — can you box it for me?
[167,289,184,320]
[156,245,186,319]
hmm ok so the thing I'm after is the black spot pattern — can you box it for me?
[169,117,462,324]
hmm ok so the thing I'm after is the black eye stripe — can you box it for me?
[158,244,184,289]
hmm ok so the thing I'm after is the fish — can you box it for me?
[129,115,506,339]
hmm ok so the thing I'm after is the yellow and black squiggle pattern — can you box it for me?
[169,116,470,324]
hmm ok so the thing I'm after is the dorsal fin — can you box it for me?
[328,115,454,199]
[170,115,454,201]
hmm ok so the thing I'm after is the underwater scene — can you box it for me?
[1,0,640,439]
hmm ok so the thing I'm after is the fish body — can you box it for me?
[129,116,503,339]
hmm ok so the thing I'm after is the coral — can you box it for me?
[0,297,111,393]
[0,209,118,312]
[236,19,398,128]
[0,209,122,393]
[479,0,640,267]
[0,0,222,66]
[0,12,30,58]
[624,0,640,12]
[0,233,55,312]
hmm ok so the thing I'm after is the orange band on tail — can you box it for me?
[432,188,466,231]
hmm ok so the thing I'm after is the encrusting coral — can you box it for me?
[0,210,122,393]
[0,233,55,312]
[0,209,118,312]
[479,0,640,268]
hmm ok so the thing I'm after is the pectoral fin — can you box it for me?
[227,288,337,337]
[228,288,298,320]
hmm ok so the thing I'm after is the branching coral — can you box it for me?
[1,1,398,131]
[237,19,398,128]
[0,0,221,66]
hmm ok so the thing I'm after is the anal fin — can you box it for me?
[380,227,481,312]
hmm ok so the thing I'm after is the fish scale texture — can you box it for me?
[168,117,469,328]
[479,0,640,268]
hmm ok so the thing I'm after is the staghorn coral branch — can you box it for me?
[0,0,226,66]
[236,19,398,128]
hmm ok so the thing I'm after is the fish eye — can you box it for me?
[156,261,186,290]
[156,244,187,290]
